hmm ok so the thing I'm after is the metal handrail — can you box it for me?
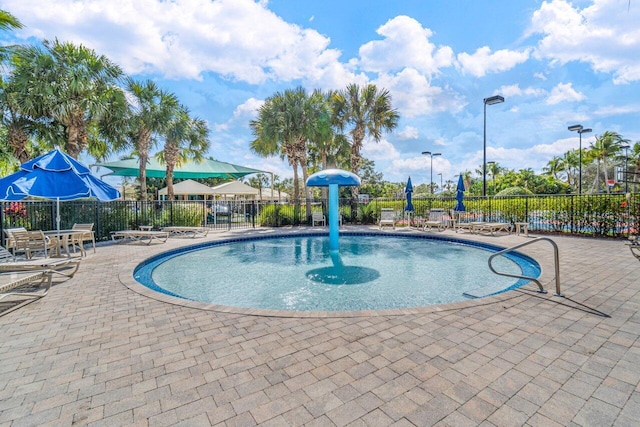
[488,237,563,297]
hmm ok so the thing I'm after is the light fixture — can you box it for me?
[422,151,442,194]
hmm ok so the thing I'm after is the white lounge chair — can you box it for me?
[379,208,396,229]
[0,270,53,318]
[162,226,209,238]
[11,230,52,259]
[627,236,640,260]
[111,230,170,245]
[423,209,445,232]
[312,212,326,227]
[0,246,80,278]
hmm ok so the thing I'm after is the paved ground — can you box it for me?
[0,227,638,426]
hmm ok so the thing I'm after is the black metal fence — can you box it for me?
[1,193,638,245]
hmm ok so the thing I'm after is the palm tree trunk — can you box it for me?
[8,126,30,163]
[137,128,152,201]
[602,157,610,194]
[300,157,312,220]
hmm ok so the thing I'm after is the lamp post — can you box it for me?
[437,173,442,193]
[422,151,441,194]
[568,124,592,195]
[483,95,504,197]
[621,144,630,193]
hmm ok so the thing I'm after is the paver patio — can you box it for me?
[0,227,638,426]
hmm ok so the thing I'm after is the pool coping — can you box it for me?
[118,228,545,318]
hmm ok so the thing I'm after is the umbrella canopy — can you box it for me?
[96,157,266,179]
[454,175,466,212]
[0,148,120,201]
[0,148,121,232]
[404,177,414,212]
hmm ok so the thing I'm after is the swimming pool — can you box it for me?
[134,232,540,312]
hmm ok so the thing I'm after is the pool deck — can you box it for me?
[0,226,638,426]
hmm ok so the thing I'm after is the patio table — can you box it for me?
[43,230,86,258]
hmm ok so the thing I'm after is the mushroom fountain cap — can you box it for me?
[306,169,361,187]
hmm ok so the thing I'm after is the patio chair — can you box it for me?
[111,230,170,245]
[379,208,396,230]
[71,223,96,253]
[0,246,80,278]
[423,208,445,232]
[312,212,326,227]
[0,270,53,318]
[11,230,52,259]
[3,227,27,255]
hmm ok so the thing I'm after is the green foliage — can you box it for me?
[258,204,295,226]
[496,186,533,196]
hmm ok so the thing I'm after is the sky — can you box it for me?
[1,0,639,189]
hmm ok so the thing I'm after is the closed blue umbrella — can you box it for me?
[454,175,466,212]
[0,148,121,231]
[404,177,414,212]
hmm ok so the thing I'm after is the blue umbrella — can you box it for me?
[404,177,414,212]
[0,148,121,230]
[454,175,466,212]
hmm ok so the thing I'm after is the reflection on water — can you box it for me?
[306,249,380,285]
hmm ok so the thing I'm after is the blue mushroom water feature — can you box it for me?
[306,169,361,252]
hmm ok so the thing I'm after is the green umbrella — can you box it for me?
[96,157,266,179]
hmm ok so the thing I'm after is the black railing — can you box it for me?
[1,193,637,246]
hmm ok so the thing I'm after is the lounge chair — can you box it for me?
[3,227,27,255]
[0,270,53,318]
[312,212,326,226]
[11,230,52,259]
[162,226,210,238]
[0,246,80,278]
[111,230,170,245]
[471,222,512,236]
[423,209,445,232]
[72,223,96,253]
[379,208,396,230]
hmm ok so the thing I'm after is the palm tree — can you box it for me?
[543,156,563,180]
[589,131,628,193]
[331,83,399,207]
[629,142,640,192]
[125,79,179,200]
[250,87,326,219]
[10,39,125,158]
[160,105,209,199]
[0,10,23,60]
[0,77,33,163]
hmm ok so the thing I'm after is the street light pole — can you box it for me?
[483,95,504,197]
[568,124,592,195]
[621,144,630,193]
[422,151,441,194]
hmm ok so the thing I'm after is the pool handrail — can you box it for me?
[488,237,562,297]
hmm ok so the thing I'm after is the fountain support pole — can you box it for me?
[328,183,339,251]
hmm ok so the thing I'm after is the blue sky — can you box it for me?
[1,0,639,188]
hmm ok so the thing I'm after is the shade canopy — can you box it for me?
[404,177,414,212]
[158,179,217,198]
[96,157,267,179]
[0,148,120,202]
[212,181,259,198]
[454,175,466,212]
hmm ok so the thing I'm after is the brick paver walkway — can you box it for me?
[1,227,638,426]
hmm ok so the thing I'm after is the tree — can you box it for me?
[588,131,628,193]
[251,87,327,219]
[10,39,125,158]
[0,10,23,60]
[331,83,399,208]
[159,105,209,199]
[125,79,179,200]
[248,173,270,200]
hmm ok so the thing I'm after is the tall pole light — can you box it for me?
[437,173,443,193]
[621,144,630,193]
[422,151,441,194]
[568,124,592,195]
[483,95,504,197]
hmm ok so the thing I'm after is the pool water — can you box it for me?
[135,234,539,312]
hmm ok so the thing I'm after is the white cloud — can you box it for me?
[6,0,345,84]
[529,0,640,84]
[374,69,466,118]
[397,126,419,140]
[534,72,547,80]
[592,104,640,116]
[358,15,454,76]
[457,46,530,77]
[498,83,546,98]
[546,82,586,104]
[361,138,401,162]
[214,97,263,131]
